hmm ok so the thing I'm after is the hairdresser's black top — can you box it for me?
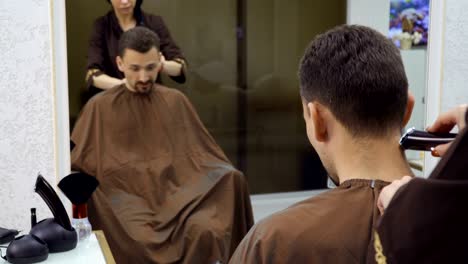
[368,113,468,263]
[86,11,186,90]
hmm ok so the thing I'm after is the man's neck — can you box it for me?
[333,133,414,184]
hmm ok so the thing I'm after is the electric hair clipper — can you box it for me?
[399,127,457,151]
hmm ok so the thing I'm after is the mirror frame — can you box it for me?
[424,0,446,176]
[52,0,71,181]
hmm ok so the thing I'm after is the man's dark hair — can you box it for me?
[299,25,408,137]
[118,26,160,57]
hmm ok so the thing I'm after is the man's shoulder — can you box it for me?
[234,189,359,262]
[155,85,187,100]
[86,85,124,106]
[99,84,124,96]
[155,84,180,93]
[254,190,339,234]
[89,85,186,105]
[234,184,383,263]
[252,187,368,241]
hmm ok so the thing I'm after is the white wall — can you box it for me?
[0,1,56,231]
[440,0,468,111]
[346,0,390,35]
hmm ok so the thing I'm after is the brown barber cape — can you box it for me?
[368,123,468,264]
[229,179,389,264]
[71,84,254,263]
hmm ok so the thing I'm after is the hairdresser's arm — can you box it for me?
[89,72,125,90]
[152,16,187,83]
[160,55,184,77]
[378,104,468,214]
[86,19,124,90]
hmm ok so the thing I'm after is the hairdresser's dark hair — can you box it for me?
[118,26,160,57]
[106,0,144,21]
[299,24,408,137]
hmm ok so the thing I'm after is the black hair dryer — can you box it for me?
[4,175,77,264]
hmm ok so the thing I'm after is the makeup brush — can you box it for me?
[58,172,99,241]
[70,140,76,152]
[58,172,99,205]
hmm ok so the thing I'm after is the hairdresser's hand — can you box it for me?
[427,104,468,157]
[377,176,412,215]
[160,54,183,77]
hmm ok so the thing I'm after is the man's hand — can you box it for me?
[427,104,467,157]
[377,176,412,215]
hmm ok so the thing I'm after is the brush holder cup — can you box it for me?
[72,203,92,241]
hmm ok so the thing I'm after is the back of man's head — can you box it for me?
[118,26,160,57]
[299,25,408,138]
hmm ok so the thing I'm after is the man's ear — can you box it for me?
[308,102,328,142]
[402,90,415,127]
[116,56,124,72]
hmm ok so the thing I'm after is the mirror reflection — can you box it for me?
[67,1,432,190]
[67,0,351,194]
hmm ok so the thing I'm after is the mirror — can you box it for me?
[65,0,431,195]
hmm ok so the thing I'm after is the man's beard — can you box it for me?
[135,81,154,94]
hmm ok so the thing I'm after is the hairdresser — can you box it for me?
[377,104,467,214]
[368,104,468,264]
[85,0,186,97]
